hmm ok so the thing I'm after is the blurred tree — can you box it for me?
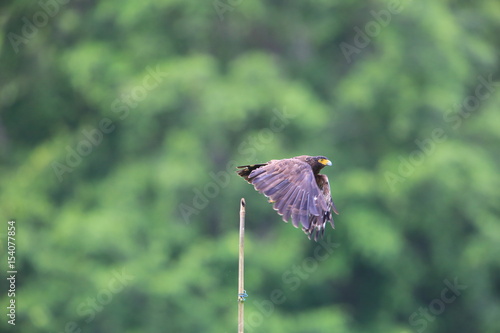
[0,0,499,332]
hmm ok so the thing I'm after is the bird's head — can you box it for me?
[316,156,332,167]
[300,155,332,174]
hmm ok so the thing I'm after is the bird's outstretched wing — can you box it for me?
[238,158,331,237]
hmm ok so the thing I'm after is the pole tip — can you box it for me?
[240,198,245,207]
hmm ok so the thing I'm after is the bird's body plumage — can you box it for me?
[236,155,338,240]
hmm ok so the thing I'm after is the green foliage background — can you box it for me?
[1,0,499,332]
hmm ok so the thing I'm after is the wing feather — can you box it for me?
[240,157,337,238]
[274,183,295,221]
[290,189,305,228]
[274,184,300,213]
[299,193,310,228]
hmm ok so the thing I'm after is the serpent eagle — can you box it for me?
[236,155,338,241]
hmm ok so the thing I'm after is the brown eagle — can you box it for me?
[236,155,338,241]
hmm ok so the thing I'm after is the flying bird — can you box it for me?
[236,155,338,241]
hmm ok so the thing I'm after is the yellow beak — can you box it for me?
[319,158,332,166]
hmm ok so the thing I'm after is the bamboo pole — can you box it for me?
[238,198,246,333]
